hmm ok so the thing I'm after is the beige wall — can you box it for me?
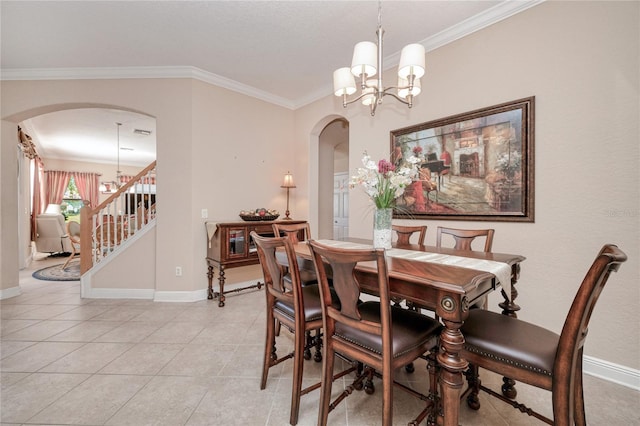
[0,120,20,294]
[0,1,637,372]
[0,78,295,296]
[295,1,639,369]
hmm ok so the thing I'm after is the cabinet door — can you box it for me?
[227,227,248,259]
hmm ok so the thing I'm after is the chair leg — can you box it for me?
[61,251,75,269]
[382,365,393,426]
[427,351,440,424]
[313,329,322,362]
[290,323,306,425]
[317,345,335,426]
[303,331,312,360]
[465,363,481,410]
[261,310,276,390]
[364,368,375,395]
[573,354,586,426]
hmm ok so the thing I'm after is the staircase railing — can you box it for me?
[79,161,156,274]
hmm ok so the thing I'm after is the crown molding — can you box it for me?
[0,66,296,110]
[0,0,543,111]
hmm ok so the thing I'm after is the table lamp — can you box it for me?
[281,172,296,220]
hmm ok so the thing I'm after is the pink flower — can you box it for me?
[378,159,395,174]
[412,146,423,155]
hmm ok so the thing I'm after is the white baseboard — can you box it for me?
[0,286,21,300]
[583,355,640,391]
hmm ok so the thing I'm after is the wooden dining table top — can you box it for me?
[290,238,525,321]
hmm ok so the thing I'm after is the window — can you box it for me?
[62,177,83,222]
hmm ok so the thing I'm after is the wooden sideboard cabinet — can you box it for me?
[205,219,307,307]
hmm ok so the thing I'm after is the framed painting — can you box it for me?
[391,96,534,222]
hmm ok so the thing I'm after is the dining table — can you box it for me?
[287,238,526,426]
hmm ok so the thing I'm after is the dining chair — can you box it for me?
[436,226,494,252]
[272,222,317,286]
[392,224,427,246]
[308,240,442,426]
[271,222,320,352]
[95,221,123,254]
[460,244,627,425]
[252,231,328,425]
[62,220,81,269]
[436,226,495,310]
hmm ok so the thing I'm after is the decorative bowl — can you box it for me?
[239,208,280,221]
[239,214,280,222]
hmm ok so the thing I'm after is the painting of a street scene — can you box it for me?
[391,97,534,222]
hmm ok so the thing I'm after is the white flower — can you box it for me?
[350,151,420,209]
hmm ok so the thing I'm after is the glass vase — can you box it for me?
[373,207,393,249]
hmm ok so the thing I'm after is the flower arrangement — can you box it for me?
[349,151,421,209]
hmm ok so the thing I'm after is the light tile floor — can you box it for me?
[1,254,638,425]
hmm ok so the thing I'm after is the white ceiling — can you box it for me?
[1,0,541,166]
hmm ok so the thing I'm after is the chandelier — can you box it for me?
[99,122,123,193]
[332,1,425,116]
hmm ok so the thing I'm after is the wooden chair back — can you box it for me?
[95,221,122,250]
[309,241,389,341]
[272,222,311,244]
[67,220,81,245]
[392,224,427,245]
[436,226,494,252]
[553,244,627,404]
[460,244,627,424]
[252,232,300,306]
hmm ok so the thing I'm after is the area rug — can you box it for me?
[32,260,80,281]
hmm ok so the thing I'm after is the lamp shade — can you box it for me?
[333,67,357,96]
[281,172,296,188]
[44,204,62,215]
[398,43,426,79]
[397,77,421,99]
[361,79,378,106]
[351,41,377,78]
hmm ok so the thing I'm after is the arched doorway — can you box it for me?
[312,117,349,239]
[7,104,156,271]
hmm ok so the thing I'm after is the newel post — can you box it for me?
[79,201,92,274]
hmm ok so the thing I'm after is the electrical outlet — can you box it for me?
[201,209,208,219]
[175,266,182,277]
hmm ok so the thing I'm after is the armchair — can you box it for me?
[35,214,73,254]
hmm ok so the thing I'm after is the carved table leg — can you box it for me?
[217,266,226,307]
[437,319,468,426]
[207,265,215,300]
[498,263,521,398]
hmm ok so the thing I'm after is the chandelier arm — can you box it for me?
[381,91,412,107]
[341,90,380,108]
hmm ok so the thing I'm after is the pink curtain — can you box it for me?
[31,157,45,241]
[74,172,101,209]
[44,170,71,206]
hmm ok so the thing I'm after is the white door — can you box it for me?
[333,172,349,239]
